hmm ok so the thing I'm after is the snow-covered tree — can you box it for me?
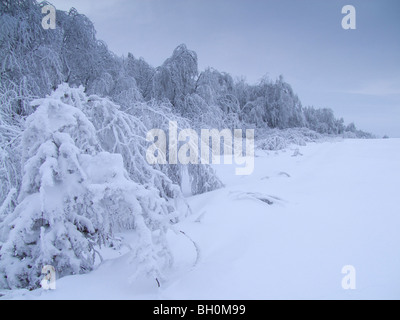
[0,0,64,115]
[153,44,198,109]
[130,98,223,197]
[125,53,155,101]
[196,68,234,106]
[0,87,22,223]
[0,85,182,289]
[0,122,20,221]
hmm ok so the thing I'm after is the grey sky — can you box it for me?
[49,0,400,137]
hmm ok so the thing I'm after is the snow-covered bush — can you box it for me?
[128,97,223,196]
[0,85,182,289]
[258,133,289,151]
[257,128,323,151]
[188,164,224,195]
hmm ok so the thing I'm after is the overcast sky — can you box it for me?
[49,0,400,137]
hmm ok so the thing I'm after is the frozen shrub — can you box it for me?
[0,85,182,289]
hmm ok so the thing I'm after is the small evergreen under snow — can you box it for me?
[0,85,190,289]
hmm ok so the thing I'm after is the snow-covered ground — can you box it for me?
[2,138,400,300]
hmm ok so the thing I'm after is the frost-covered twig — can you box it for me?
[179,230,201,268]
